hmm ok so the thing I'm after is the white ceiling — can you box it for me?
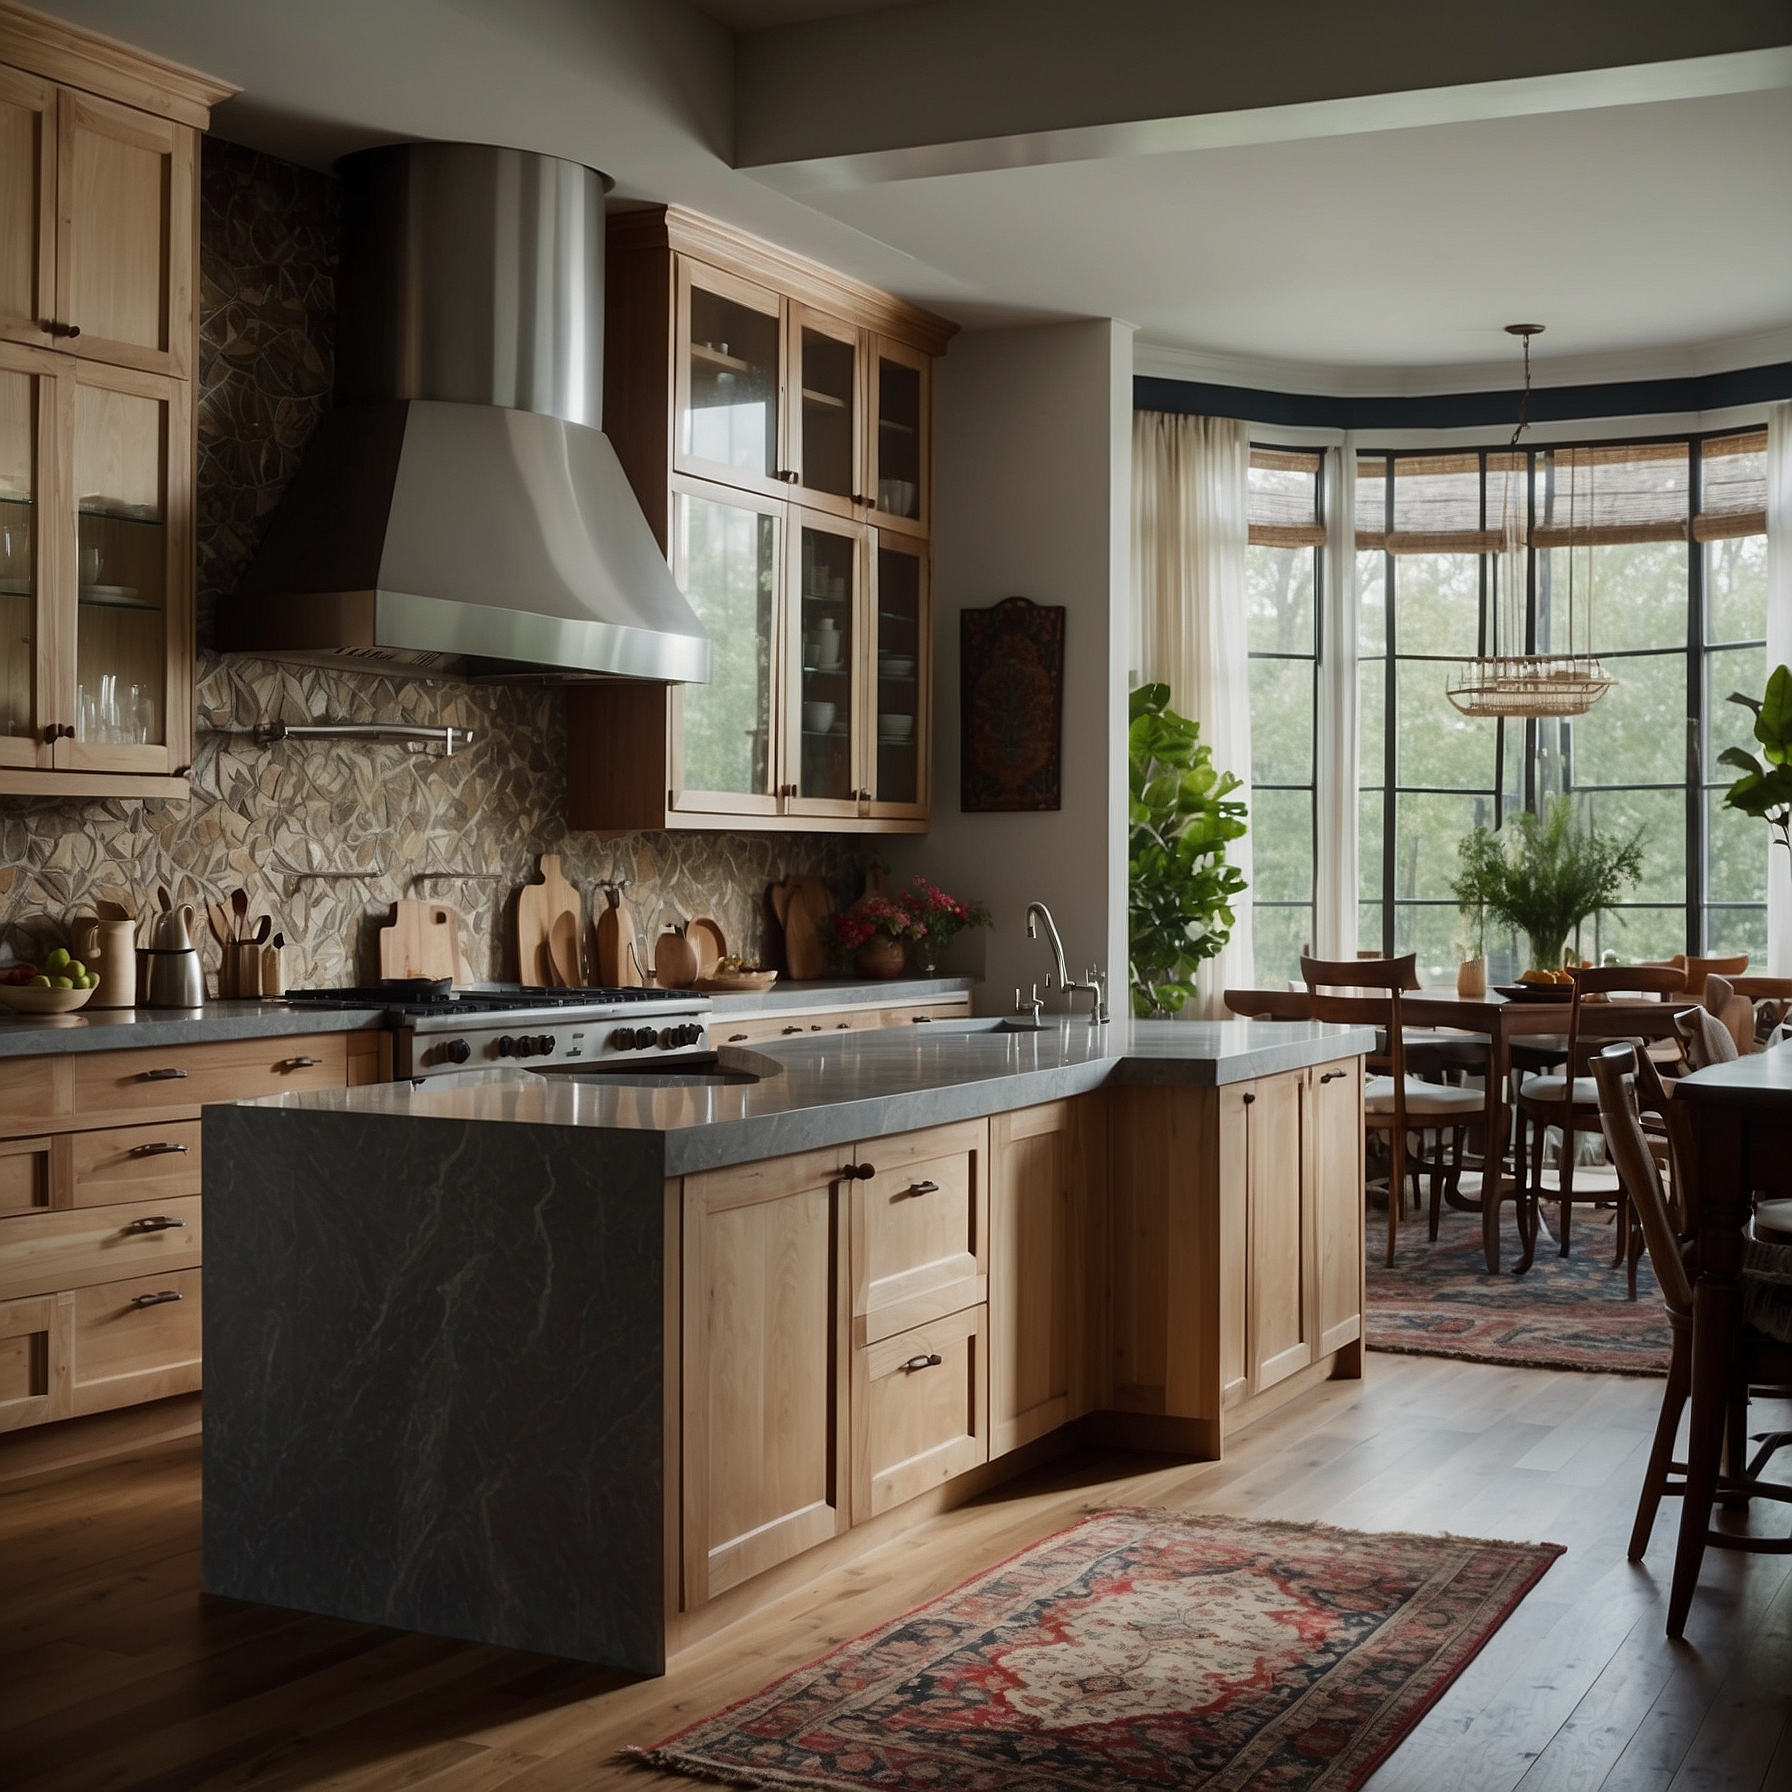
[29,0,1792,390]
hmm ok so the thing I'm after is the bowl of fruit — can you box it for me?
[0,948,100,1014]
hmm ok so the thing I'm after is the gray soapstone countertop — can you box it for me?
[0,1000,390,1058]
[702,975,976,1013]
[241,1017,1375,1177]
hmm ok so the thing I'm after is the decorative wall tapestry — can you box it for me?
[960,596,1064,811]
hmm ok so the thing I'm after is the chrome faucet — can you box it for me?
[1025,902,1108,1023]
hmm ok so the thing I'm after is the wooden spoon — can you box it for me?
[230,888,249,942]
[207,903,233,951]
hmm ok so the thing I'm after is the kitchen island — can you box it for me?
[201,1018,1371,1671]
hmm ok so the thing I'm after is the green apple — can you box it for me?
[43,947,69,972]
[29,975,50,987]
[49,976,72,989]
[64,960,85,981]
[81,973,98,988]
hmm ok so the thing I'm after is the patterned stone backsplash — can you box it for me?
[0,138,864,988]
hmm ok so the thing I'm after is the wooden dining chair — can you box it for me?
[1300,954,1482,1268]
[1593,1043,1792,1628]
[1511,962,1686,1286]
[1674,952,1750,1000]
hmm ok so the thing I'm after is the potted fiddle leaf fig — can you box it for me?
[1721,663,1792,854]
[1127,683,1248,1018]
[1452,796,1645,975]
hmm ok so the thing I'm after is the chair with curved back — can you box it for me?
[1300,953,1482,1268]
[1593,1042,1792,1632]
[1511,962,1686,1286]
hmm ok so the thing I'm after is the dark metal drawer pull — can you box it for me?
[137,1067,188,1082]
[127,1214,184,1232]
[905,1179,939,1197]
[279,1056,322,1070]
[913,1014,932,1023]
[129,1141,190,1157]
[728,1033,749,1043]
[1320,1069,1347,1083]
[782,1025,805,1035]
[841,1162,878,1182]
[902,1352,943,1373]
[130,1289,182,1309]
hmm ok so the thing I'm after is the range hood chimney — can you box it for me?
[221,142,710,684]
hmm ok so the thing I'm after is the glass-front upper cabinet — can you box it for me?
[675,261,785,498]
[0,67,55,350]
[867,534,928,818]
[0,346,49,767]
[59,363,185,775]
[868,337,928,538]
[669,481,782,817]
[790,303,860,521]
[787,512,863,818]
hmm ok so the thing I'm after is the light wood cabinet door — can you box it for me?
[849,1117,986,1345]
[682,1145,849,1606]
[989,1103,1072,1457]
[674,259,787,500]
[0,1288,68,1430]
[788,302,862,522]
[864,533,928,820]
[1244,1071,1313,1396]
[54,88,192,377]
[0,339,65,769]
[0,63,56,350]
[783,507,867,820]
[69,1265,200,1416]
[866,334,928,539]
[1308,1062,1364,1357]
[851,1304,986,1520]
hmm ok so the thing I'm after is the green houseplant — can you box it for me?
[1127,683,1248,1017]
[1451,796,1646,974]
[1720,662,1792,854]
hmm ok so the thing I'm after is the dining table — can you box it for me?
[1226,985,1693,1271]
[1670,1044,1792,1633]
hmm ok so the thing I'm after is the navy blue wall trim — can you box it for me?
[1133,361,1792,432]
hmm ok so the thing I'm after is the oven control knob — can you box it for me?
[445,1038,471,1064]
[679,1023,703,1047]
[633,1025,660,1050]
[496,1035,517,1057]
[609,1027,637,1051]
[534,1035,557,1056]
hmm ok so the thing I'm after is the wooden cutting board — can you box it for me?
[593,887,642,987]
[517,854,582,986]
[771,877,833,982]
[378,901,470,984]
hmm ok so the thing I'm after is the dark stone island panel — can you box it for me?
[201,1105,670,1672]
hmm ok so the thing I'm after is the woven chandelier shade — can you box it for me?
[1445,654,1615,719]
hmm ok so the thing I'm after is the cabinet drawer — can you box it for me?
[851,1129,986,1344]
[0,1057,61,1130]
[0,1193,201,1301]
[852,1306,987,1520]
[70,1268,202,1417]
[0,1134,54,1217]
[72,1033,348,1117]
[71,1121,202,1207]
[0,1290,70,1432]
[871,1001,969,1028]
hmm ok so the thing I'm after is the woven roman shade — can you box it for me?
[1247,447,1323,547]
[1531,441,1689,548]
[1355,451,1524,554]
[1694,430,1768,541]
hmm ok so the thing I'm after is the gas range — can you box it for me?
[282,983,713,1080]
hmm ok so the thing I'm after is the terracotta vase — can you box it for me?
[855,939,906,980]
[654,927,699,990]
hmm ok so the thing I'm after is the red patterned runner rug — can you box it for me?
[631,1509,1563,1791]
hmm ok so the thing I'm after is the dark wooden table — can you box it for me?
[1672,1045,1792,1632]
[1227,988,1690,1270]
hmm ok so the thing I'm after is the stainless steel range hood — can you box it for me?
[221,142,709,684]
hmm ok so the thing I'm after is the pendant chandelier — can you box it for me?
[1444,324,1614,720]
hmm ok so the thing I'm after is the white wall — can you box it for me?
[886,319,1133,1017]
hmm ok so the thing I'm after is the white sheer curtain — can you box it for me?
[1767,401,1792,974]
[1315,438,1358,961]
[1131,410,1254,1014]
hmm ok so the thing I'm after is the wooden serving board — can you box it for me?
[770,877,833,982]
[517,854,582,986]
[378,901,470,984]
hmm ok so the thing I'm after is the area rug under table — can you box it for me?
[632,1509,1563,1791]
[1367,1204,1670,1376]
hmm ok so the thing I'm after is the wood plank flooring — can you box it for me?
[3,1355,1789,1790]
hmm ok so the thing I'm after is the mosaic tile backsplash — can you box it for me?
[0,139,864,988]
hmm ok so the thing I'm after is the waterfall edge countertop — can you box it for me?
[231,1017,1375,1177]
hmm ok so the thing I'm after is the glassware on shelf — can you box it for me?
[129,683,154,744]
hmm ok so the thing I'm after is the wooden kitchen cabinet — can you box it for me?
[680,1144,850,1607]
[1309,1060,1365,1362]
[0,6,230,799]
[568,205,954,835]
[852,1304,987,1519]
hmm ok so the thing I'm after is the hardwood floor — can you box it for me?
[4,1356,1790,1791]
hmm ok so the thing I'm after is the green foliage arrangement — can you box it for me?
[1721,663,1792,854]
[1451,796,1646,973]
[1127,683,1248,1018]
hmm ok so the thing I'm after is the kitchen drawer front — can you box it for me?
[72,1033,349,1117]
[71,1121,202,1207]
[852,1305,987,1521]
[0,1056,62,1130]
[871,1000,970,1028]
[70,1268,202,1417]
[0,1290,70,1432]
[851,1125,987,1345]
[0,1194,202,1302]
[0,1133,55,1218]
